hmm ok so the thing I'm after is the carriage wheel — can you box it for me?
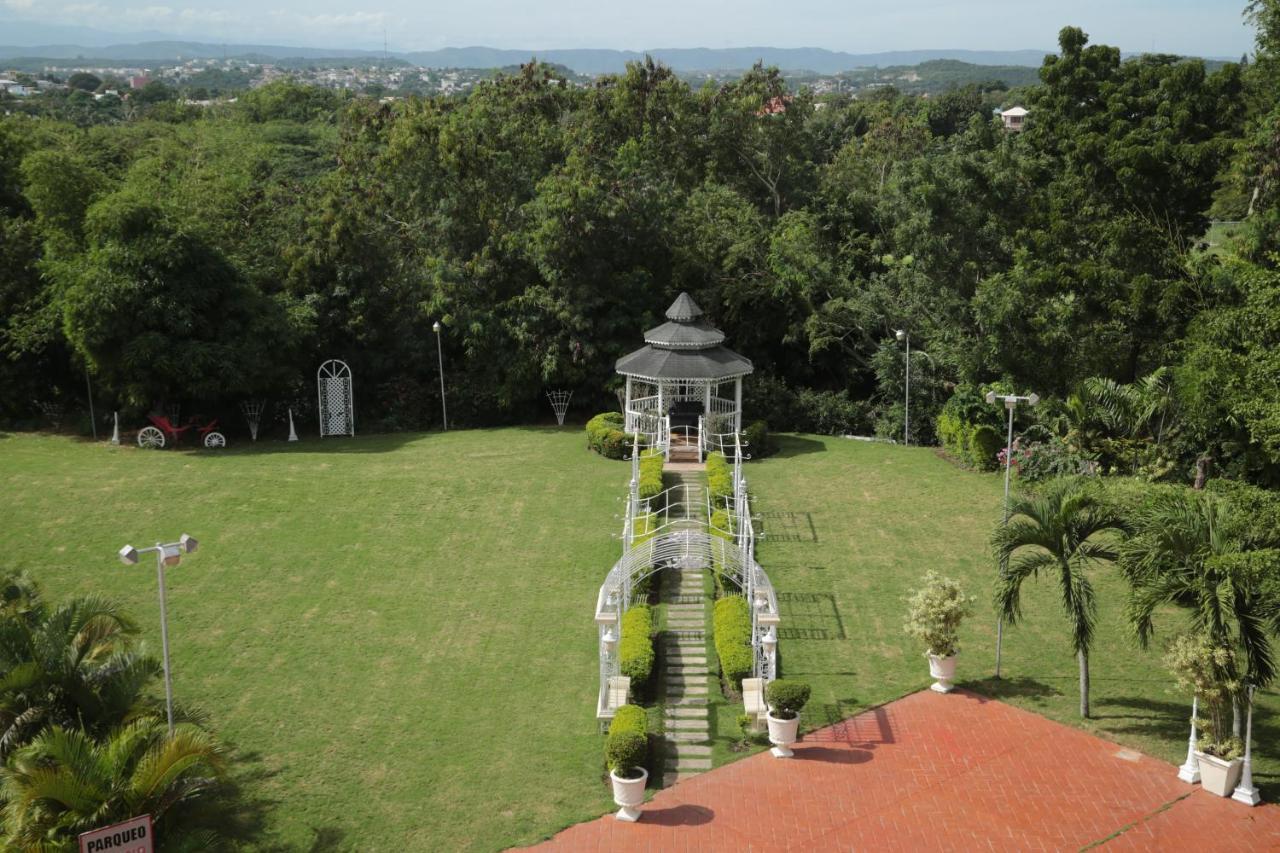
[137,426,165,449]
[204,431,227,449]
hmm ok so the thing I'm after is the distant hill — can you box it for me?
[0,39,1055,72]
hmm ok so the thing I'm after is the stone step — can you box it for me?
[668,743,712,755]
[663,772,702,787]
[666,731,712,742]
[666,757,713,771]
[665,719,710,731]
[665,603,704,611]
[666,686,709,696]
[670,669,710,677]
[666,696,708,706]
[665,707,708,718]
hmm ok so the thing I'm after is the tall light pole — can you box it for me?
[895,330,910,445]
[433,320,448,431]
[117,534,198,735]
[986,390,1038,678]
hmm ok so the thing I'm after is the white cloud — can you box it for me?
[3,0,36,11]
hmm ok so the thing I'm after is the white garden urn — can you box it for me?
[766,710,800,758]
[610,767,648,822]
[928,653,957,694]
[1194,752,1243,797]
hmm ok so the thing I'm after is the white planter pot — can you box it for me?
[766,710,800,758]
[1195,751,1242,797]
[610,767,648,822]
[928,653,957,694]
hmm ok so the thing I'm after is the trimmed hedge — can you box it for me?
[936,412,1002,471]
[709,508,732,596]
[638,449,664,500]
[743,420,774,459]
[765,679,811,719]
[713,595,753,690]
[608,703,647,739]
[706,451,733,506]
[586,412,637,459]
[619,605,655,686]
[604,730,647,775]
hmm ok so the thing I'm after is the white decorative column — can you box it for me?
[734,376,743,434]
[624,376,633,431]
[1177,696,1200,784]
[1233,685,1261,805]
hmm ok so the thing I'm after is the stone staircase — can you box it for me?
[658,562,713,786]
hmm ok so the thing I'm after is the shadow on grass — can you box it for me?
[776,591,845,640]
[966,676,1064,702]
[756,511,818,543]
[769,435,826,459]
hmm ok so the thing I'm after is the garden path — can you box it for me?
[533,688,1280,850]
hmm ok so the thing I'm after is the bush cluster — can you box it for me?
[709,508,734,595]
[743,420,774,458]
[713,595,753,689]
[619,605,654,686]
[936,412,1003,471]
[706,452,733,506]
[903,571,972,657]
[608,704,647,739]
[745,376,872,435]
[586,412,636,459]
[638,449,664,500]
[604,730,648,776]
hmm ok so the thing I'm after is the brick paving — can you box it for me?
[531,688,1280,851]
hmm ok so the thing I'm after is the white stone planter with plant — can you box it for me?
[605,731,649,821]
[904,571,972,694]
[765,679,810,758]
[1164,633,1244,797]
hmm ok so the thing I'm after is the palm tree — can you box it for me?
[993,477,1126,718]
[1120,490,1280,723]
[1081,367,1177,446]
[0,586,164,757]
[0,720,226,851]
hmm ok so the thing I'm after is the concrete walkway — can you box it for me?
[532,688,1280,851]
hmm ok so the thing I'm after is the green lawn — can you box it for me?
[0,428,629,851]
[750,434,1279,794]
[1,429,1274,851]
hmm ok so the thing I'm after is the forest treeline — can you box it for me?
[3,9,1280,482]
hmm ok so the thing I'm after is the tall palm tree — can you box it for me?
[0,589,164,757]
[0,720,226,851]
[1120,490,1280,709]
[993,477,1126,718]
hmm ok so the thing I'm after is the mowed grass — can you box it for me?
[0,428,631,851]
[750,434,1279,795]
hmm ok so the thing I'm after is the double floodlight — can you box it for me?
[895,329,907,342]
[985,391,1040,407]
[118,534,198,567]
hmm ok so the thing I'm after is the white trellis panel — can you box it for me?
[317,359,355,437]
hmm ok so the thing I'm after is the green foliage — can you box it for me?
[903,571,972,657]
[586,412,636,460]
[706,452,734,506]
[607,704,647,739]
[765,679,811,720]
[603,730,647,776]
[713,595,753,689]
[968,425,1003,471]
[619,605,655,686]
[1163,634,1244,760]
[638,449,664,500]
[743,419,774,458]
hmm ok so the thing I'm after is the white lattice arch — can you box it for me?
[317,359,355,437]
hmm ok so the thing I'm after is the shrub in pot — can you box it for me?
[764,679,810,757]
[1163,633,1244,796]
[903,571,971,694]
[605,730,649,821]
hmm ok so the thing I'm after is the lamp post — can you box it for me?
[895,330,910,445]
[986,390,1038,678]
[117,534,198,735]
[432,320,448,431]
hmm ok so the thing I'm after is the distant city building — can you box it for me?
[1001,105,1028,132]
[129,75,151,89]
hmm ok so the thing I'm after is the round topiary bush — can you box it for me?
[605,730,648,778]
[765,679,811,720]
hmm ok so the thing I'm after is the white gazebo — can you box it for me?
[616,293,753,456]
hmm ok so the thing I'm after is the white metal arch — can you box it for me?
[317,359,355,437]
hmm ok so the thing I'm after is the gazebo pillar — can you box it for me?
[624,376,633,431]
[734,377,743,433]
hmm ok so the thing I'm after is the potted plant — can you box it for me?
[904,571,971,694]
[1164,633,1244,797]
[605,731,649,821]
[765,679,810,758]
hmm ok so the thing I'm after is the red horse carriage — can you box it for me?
[136,413,227,449]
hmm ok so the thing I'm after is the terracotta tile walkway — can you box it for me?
[531,689,1280,851]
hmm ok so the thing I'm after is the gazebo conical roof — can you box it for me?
[616,293,753,381]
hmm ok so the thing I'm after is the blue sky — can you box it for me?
[0,0,1259,55]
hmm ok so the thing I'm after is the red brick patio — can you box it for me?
[531,689,1280,851]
